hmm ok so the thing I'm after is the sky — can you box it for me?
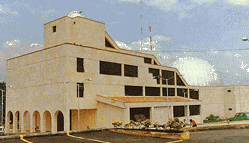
[1,0,249,86]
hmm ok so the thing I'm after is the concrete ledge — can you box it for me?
[110,129,190,140]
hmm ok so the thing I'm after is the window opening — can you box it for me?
[163,88,175,96]
[125,86,143,96]
[173,106,185,117]
[149,68,160,84]
[190,89,199,100]
[228,108,232,111]
[77,83,84,97]
[144,58,152,64]
[124,64,138,77]
[130,107,150,122]
[52,26,56,33]
[189,105,200,116]
[145,87,160,96]
[177,88,188,97]
[177,74,186,86]
[77,58,84,72]
[227,90,231,92]
[105,38,115,48]
[162,70,174,85]
[99,61,121,76]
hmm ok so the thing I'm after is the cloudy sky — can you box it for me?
[1,0,249,86]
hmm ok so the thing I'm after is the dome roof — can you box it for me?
[67,11,83,18]
[173,57,220,86]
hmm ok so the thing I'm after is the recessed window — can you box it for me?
[52,26,56,33]
[145,87,160,96]
[149,68,160,84]
[229,108,232,111]
[125,86,143,96]
[177,74,186,86]
[163,88,175,96]
[124,64,138,77]
[227,90,231,92]
[173,106,185,117]
[189,105,200,116]
[162,70,175,85]
[77,83,84,97]
[177,88,188,97]
[77,58,84,72]
[100,61,121,76]
[190,89,199,100]
[144,58,152,64]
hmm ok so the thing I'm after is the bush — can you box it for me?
[206,114,219,121]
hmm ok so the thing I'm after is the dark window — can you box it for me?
[77,83,84,97]
[144,58,152,64]
[153,60,158,65]
[149,68,160,84]
[125,86,143,96]
[53,26,56,33]
[124,64,138,77]
[227,90,231,92]
[173,106,185,117]
[177,74,186,86]
[130,107,150,121]
[163,88,175,96]
[145,87,160,96]
[189,105,200,116]
[100,61,121,76]
[190,89,199,100]
[105,38,115,48]
[229,108,232,111]
[162,70,174,85]
[177,88,188,97]
[77,58,84,72]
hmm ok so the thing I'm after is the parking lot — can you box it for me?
[1,128,249,143]
[0,131,178,143]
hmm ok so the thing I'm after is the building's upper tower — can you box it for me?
[44,11,105,49]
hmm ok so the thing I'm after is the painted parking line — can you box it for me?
[166,140,183,143]
[67,131,111,143]
[20,135,33,143]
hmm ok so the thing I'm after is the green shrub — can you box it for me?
[206,114,219,121]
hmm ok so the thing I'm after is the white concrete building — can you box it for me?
[5,12,202,134]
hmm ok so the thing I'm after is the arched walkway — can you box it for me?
[43,111,52,132]
[33,111,41,132]
[55,111,64,132]
[14,111,20,133]
[6,111,13,133]
[23,111,30,133]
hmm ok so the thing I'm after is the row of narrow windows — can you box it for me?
[77,58,185,86]
[125,85,199,99]
[130,105,200,121]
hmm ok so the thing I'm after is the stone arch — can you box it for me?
[43,111,52,132]
[23,111,30,133]
[32,111,41,132]
[55,110,64,132]
[6,111,13,133]
[14,111,20,133]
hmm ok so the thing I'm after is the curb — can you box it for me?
[183,123,249,132]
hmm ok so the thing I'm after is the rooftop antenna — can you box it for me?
[140,0,143,52]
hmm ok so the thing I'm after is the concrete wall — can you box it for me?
[96,102,124,128]
[44,16,105,49]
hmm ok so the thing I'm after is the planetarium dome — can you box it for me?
[172,57,221,86]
